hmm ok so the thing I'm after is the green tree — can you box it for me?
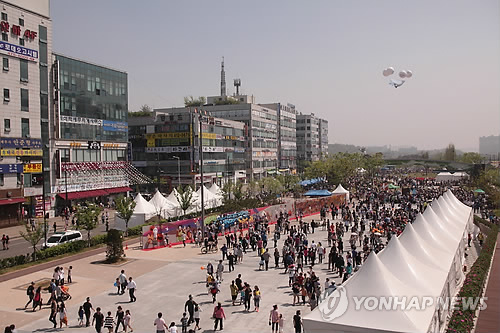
[260,177,284,199]
[76,203,103,246]
[459,152,483,164]
[184,96,206,107]
[363,152,384,177]
[176,185,194,216]
[19,222,44,260]
[105,229,123,263]
[444,144,456,161]
[115,195,136,236]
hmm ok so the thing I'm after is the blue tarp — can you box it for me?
[304,189,332,197]
[299,177,325,186]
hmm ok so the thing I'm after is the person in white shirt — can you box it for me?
[154,312,167,333]
[118,270,127,295]
[127,277,137,302]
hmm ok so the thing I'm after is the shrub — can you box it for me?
[106,229,124,263]
[446,217,499,333]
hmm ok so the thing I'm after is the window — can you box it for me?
[20,89,28,111]
[0,174,3,186]
[2,57,8,71]
[19,18,24,26]
[23,173,31,187]
[1,33,7,42]
[19,38,24,46]
[20,59,28,82]
[1,12,7,21]
[3,88,9,102]
[4,119,10,132]
[21,118,29,137]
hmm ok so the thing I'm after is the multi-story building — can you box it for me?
[128,108,246,190]
[479,135,500,159]
[296,113,321,166]
[49,53,134,214]
[0,0,51,226]
[319,118,329,158]
[201,103,278,179]
[260,102,297,171]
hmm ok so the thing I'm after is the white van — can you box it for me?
[43,230,83,248]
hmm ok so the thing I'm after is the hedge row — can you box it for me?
[446,217,499,333]
[0,233,109,270]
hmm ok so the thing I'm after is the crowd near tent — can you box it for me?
[304,190,473,333]
[332,184,350,202]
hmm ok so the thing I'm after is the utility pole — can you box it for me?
[197,109,206,237]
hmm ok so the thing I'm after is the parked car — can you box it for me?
[43,230,83,248]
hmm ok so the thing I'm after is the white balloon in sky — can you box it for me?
[382,67,395,77]
[399,71,407,79]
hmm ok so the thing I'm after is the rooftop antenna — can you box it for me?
[220,57,226,97]
[234,78,241,96]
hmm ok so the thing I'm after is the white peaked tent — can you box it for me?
[209,183,224,207]
[332,184,350,202]
[166,188,180,205]
[195,185,220,209]
[116,193,156,230]
[149,191,178,218]
[304,190,473,333]
[165,188,187,216]
[435,172,454,182]
[452,172,468,180]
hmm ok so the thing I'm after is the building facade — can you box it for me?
[261,102,297,171]
[49,53,133,213]
[479,135,500,159]
[129,108,246,190]
[0,0,51,225]
[201,103,279,179]
[296,113,321,166]
[319,118,329,158]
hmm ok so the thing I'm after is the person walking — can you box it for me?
[83,297,94,327]
[118,270,128,294]
[230,281,239,306]
[216,260,224,281]
[24,281,35,309]
[262,249,271,271]
[127,277,137,302]
[269,304,280,333]
[253,285,261,312]
[58,301,68,328]
[124,309,133,332]
[115,306,125,333]
[193,304,201,330]
[48,298,58,328]
[93,307,105,333]
[212,302,226,331]
[244,283,252,311]
[78,306,85,326]
[227,252,235,272]
[293,310,303,333]
[184,295,196,324]
[32,286,42,312]
[67,266,73,284]
[274,248,280,268]
[104,311,115,333]
[154,312,168,333]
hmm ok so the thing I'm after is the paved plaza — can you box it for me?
[2,213,334,332]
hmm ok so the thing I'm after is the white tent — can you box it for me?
[435,172,454,182]
[452,172,468,180]
[194,185,220,210]
[332,184,350,202]
[166,188,180,205]
[304,190,472,333]
[149,191,178,218]
[116,193,156,230]
[209,183,224,206]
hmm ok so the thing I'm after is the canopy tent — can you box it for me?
[304,190,473,333]
[474,188,485,194]
[304,189,332,197]
[209,183,223,197]
[452,172,468,180]
[166,188,181,205]
[149,191,178,218]
[332,184,350,202]
[435,172,454,182]
[116,193,157,230]
[388,183,400,189]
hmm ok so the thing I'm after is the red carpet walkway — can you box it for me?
[475,232,500,333]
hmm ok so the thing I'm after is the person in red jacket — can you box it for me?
[212,302,226,331]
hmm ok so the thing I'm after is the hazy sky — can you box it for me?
[51,0,499,151]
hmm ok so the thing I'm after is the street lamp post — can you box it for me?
[172,156,180,188]
[198,113,205,237]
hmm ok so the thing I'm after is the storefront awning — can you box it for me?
[106,186,133,194]
[58,189,108,200]
[0,197,25,206]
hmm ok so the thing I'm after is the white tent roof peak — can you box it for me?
[332,184,349,194]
